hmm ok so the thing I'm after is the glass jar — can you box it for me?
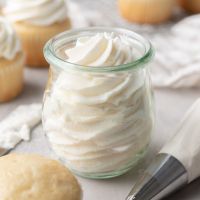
[43,27,154,179]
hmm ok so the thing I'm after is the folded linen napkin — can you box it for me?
[0,104,42,149]
[151,14,200,88]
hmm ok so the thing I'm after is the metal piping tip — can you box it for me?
[126,153,188,200]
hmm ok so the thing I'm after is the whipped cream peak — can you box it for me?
[65,32,135,67]
[3,0,68,26]
[0,17,21,60]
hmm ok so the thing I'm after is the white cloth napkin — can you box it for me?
[151,14,200,88]
[0,104,42,149]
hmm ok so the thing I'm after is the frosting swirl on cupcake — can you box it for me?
[65,33,135,66]
[0,17,21,60]
[3,0,68,26]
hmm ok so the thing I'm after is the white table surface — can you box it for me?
[1,1,200,199]
[0,68,200,200]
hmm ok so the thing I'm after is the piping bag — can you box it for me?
[126,98,200,200]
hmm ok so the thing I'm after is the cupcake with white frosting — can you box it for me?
[3,0,71,67]
[0,17,25,102]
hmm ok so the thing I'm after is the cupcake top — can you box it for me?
[3,0,68,26]
[0,17,21,60]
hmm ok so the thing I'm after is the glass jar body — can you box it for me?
[42,28,154,179]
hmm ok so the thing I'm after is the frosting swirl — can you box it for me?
[43,32,153,174]
[0,17,21,60]
[65,33,135,66]
[3,0,68,26]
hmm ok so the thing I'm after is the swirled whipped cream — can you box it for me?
[3,0,68,26]
[0,17,21,60]
[66,33,135,66]
[43,33,153,174]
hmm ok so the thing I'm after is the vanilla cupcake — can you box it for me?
[179,0,200,13]
[0,17,24,102]
[118,0,175,24]
[3,0,71,68]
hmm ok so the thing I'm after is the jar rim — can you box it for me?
[44,27,154,73]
